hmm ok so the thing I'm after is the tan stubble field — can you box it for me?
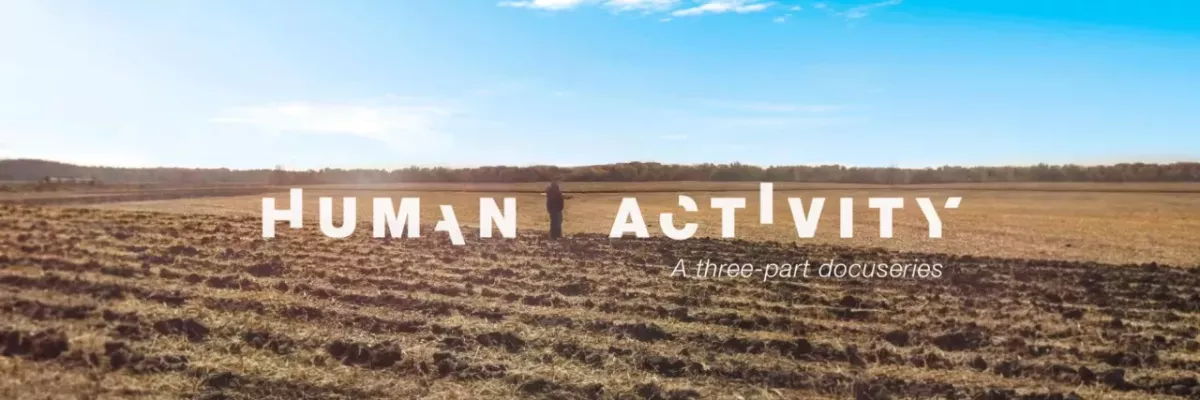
[92,183,1200,266]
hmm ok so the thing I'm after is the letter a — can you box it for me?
[671,259,689,277]
[610,198,650,238]
[436,205,466,245]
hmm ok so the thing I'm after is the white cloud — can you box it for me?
[672,0,775,16]
[498,0,679,12]
[680,99,849,129]
[813,2,827,9]
[773,14,790,23]
[212,101,454,146]
[499,0,801,19]
[714,116,843,128]
[789,5,802,10]
[740,102,841,112]
[839,0,901,19]
[692,98,844,113]
[604,0,681,12]
[498,0,591,10]
[470,80,531,98]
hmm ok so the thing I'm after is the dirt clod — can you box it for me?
[153,318,209,342]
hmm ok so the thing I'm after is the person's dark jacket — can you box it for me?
[546,184,564,213]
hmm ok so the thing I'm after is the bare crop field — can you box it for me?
[302,182,1200,194]
[91,183,1200,266]
[1,183,1198,399]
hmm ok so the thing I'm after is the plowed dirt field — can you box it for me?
[2,204,1199,399]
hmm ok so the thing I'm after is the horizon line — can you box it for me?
[3,157,1199,172]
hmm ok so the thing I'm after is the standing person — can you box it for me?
[545,181,565,239]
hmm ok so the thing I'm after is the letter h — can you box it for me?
[263,188,303,237]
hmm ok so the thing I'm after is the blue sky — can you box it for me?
[1,0,1197,169]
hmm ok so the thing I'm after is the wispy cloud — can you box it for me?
[838,0,901,19]
[497,0,591,10]
[604,0,681,12]
[680,98,850,129]
[742,102,843,113]
[212,101,454,147]
[692,98,845,113]
[672,0,775,17]
[469,80,531,98]
[713,116,844,128]
[498,0,865,22]
[498,0,680,12]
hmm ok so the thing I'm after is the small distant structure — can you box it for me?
[43,176,96,184]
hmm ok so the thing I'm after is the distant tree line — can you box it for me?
[2,159,1198,186]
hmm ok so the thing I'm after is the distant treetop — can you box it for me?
[1,159,1197,185]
